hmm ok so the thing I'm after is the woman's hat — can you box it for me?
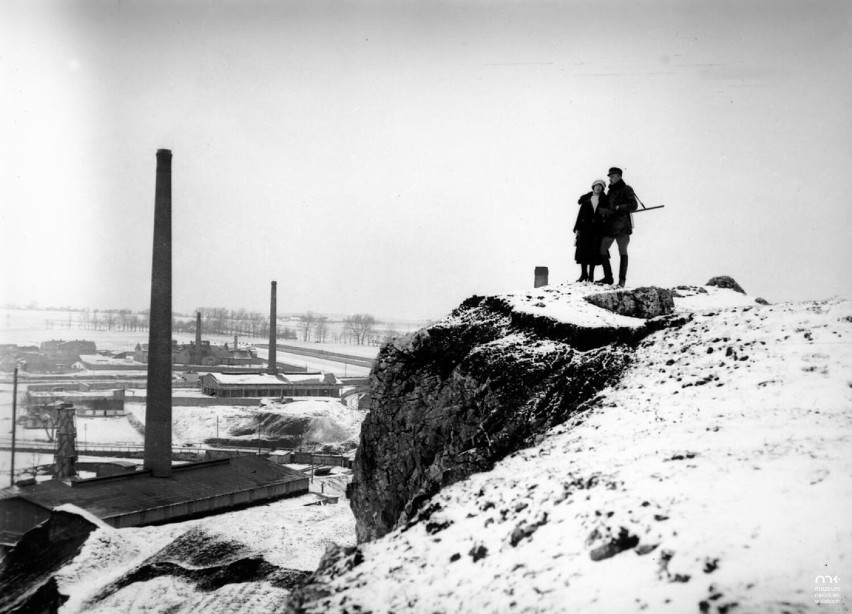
[591,179,606,189]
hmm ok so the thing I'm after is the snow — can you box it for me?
[254,347,372,378]
[288,291,852,613]
[54,483,356,613]
[671,284,763,312]
[14,286,852,612]
[53,504,112,529]
[77,414,144,445]
[502,283,648,328]
[500,283,762,330]
[129,398,362,446]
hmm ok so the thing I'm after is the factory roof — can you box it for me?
[8,455,307,522]
[205,372,342,386]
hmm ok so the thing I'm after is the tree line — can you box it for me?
[34,307,395,346]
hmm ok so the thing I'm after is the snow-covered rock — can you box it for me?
[288,284,852,613]
[349,284,678,542]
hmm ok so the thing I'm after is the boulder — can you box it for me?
[584,286,675,318]
[706,276,746,294]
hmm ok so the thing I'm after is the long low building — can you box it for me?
[200,371,344,398]
[0,455,308,548]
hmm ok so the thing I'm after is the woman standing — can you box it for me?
[573,179,608,282]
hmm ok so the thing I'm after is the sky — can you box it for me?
[1,0,850,320]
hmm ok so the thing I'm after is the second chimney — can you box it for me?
[195,312,202,365]
[268,281,277,375]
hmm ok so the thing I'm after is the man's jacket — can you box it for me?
[601,180,638,236]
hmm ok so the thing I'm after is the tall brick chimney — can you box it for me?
[268,281,277,375]
[195,312,202,364]
[144,149,173,478]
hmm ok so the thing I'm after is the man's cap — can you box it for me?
[607,167,623,176]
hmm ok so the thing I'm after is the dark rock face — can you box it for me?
[348,290,679,543]
[585,286,675,318]
[706,276,746,294]
[0,508,98,613]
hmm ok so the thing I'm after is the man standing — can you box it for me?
[598,167,638,287]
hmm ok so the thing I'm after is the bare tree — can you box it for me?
[298,312,317,342]
[344,313,377,344]
[314,316,329,343]
[27,404,58,442]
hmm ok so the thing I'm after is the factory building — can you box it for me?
[200,371,343,398]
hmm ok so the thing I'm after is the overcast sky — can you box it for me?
[2,0,850,320]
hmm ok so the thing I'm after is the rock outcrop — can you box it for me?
[348,285,680,542]
[706,275,746,294]
[584,286,674,318]
[0,507,100,613]
[287,282,852,614]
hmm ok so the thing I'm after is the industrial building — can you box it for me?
[0,150,316,558]
[200,371,343,398]
[0,455,308,547]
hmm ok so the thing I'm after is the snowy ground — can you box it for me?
[9,288,852,612]
[254,347,373,378]
[1,397,364,480]
[123,397,364,447]
[292,285,852,613]
[54,470,356,614]
[0,308,396,360]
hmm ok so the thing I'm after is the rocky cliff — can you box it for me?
[287,281,852,613]
[349,285,677,542]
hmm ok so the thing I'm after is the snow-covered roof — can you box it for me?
[204,372,342,386]
[206,372,287,385]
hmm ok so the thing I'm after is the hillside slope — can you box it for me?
[289,284,852,613]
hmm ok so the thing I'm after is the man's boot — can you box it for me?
[618,255,629,288]
[598,257,614,284]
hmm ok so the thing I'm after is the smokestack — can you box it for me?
[144,149,173,478]
[268,281,277,375]
[534,266,549,288]
[195,312,202,364]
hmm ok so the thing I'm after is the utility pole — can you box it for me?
[10,367,18,487]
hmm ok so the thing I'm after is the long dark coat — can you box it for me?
[574,191,608,265]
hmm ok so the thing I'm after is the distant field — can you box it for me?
[0,308,422,356]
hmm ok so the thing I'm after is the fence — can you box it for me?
[286,451,353,469]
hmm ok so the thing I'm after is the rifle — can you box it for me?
[633,195,664,213]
